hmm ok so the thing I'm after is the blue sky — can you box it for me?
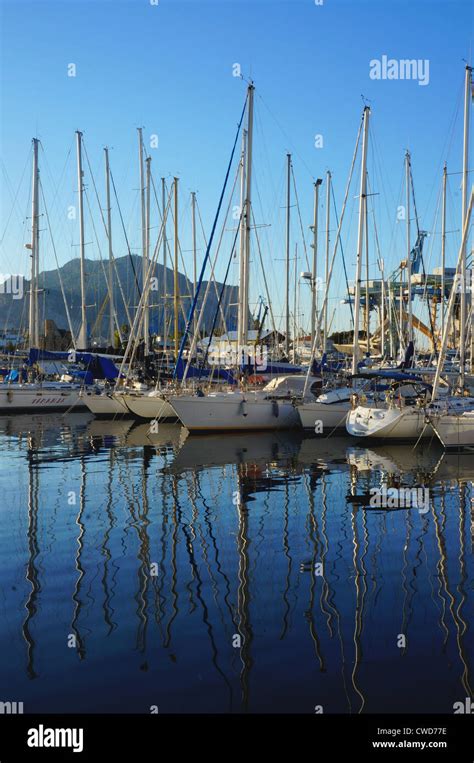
[0,0,472,337]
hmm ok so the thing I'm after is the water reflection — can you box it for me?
[0,416,472,713]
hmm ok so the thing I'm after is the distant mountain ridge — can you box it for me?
[0,254,240,340]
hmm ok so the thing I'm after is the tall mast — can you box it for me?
[237,128,247,351]
[76,130,87,350]
[137,128,148,352]
[364,177,370,356]
[311,179,322,351]
[405,150,413,345]
[173,177,179,357]
[440,162,447,342]
[324,170,331,352]
[461,65,472,381]
[294,242,298,358]
[380,256,386,357]
[351,106,370,376]
[144,155,151,355]
[285,152,291,357]
[104,147,115,348]
[162,178,167,345]
[242,84,254,349]
[432,188,474,402]
[191,191,197,340]
[28,138,40,348]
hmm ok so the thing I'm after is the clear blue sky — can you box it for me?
[0,0,472,338]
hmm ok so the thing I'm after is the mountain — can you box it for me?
[0,254,240,341]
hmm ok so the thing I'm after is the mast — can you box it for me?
[285,152,291,357]
[351,106,370,376]
[162,178,167,346]
[324,171,331,352]
[28,138,40,348]
[294,242,298,359]
[405,150,413,345]
[137,128,148,352]
[76,131,87,350]
[364,177,370,356]
[441,162,447,342]
[191,191,197,340]
[461,65,472,381]
[311,179,322,351]
[242,84,254,349]
[380,257,386,357]
[144,155,151,355]
[173,177,179,357]
[104,147,115,348]
[237,128,247,351]
[432,188,473,403]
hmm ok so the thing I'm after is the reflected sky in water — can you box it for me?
[0,413,472,713]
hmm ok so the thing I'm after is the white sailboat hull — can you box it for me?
[0,384,85,412]
[346,405,432,440]
[120,392,177,420]
[432,411,474,449]
[170,392,300,432]
[296,386,355,432]
[297,401,351,431]
[81,390,129,416]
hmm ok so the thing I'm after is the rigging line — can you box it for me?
[0,168,30,284]
[195,197,229,336]
[416,237,439,362]
[201,220,241,375]
[81,145,132,331]
[370,125,401,270]
[422,77,464,223]
[303,110,363,394]
[174,91,248,377]
[39,179,77,347]
[420,187,443,364]
[38,138,73,219]
[409,160,421,236]
[255,90,315,180]
[290,162,311,273]
[117,189,173,382]
[149,168,191,282]
[37,140,74,262]
[407,158,439,356]
[109,168,142,302]
[83,187,118,317]
[179,154,242,381]
[0,150,31,247]
[188,163,243,351]
[253,163,285,324]
[82,139,109,235]
[251,206,278,336]
[331,179,354,326]
[422,183,442,311]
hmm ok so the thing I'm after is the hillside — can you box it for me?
[0,254,240,341]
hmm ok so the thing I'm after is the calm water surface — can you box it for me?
[0,413,472,713]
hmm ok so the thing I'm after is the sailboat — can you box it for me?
[0,137,92,413]
[169,83,301,432]
[296,105,371,432]
[347,67,474,443]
